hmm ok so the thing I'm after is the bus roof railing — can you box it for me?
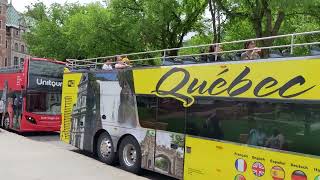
[66,30,320,69]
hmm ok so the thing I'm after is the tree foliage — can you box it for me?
[24,0,320,61]
[24,0,207,60]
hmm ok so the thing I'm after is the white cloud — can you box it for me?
[12,0,104,13]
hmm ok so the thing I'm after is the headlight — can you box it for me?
[26,116,37,124]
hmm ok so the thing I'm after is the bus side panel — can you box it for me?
[184,136,320,180]
[60,72,83,144]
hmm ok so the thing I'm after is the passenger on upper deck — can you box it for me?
[122,56,131,65]
[208,44,223,62]
[115,56,131,69]
[241,41,261,60]
[102,59,113,70]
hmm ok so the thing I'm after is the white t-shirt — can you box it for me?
[102,64,113,70]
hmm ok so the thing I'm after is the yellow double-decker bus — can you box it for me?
[61,31,320,180]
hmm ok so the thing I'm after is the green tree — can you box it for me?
[214,0,319,46]
[110,0,208,55]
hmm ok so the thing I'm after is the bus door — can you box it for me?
[154,98,185,179]
[12,92,23,130]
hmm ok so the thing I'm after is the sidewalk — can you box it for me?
[0,130,147,180]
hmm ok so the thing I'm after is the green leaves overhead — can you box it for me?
[24,0,207,61]
[23,0,320,61]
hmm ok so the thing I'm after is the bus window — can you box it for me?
[157,98,185,133]
[137,96,157,129]
[26,92,61,115]
[187,98,320,156]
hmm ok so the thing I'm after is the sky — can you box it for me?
[12,0,104,12]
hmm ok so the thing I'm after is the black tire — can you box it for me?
[119,136,142,174]
[96,132,116,165]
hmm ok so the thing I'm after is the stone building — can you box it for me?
[0,0,28,67]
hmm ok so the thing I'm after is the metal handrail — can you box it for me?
[66,30,320,69]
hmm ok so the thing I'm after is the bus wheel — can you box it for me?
[96,132,116,165]
[3,116,9,129]
[119,136,142,174]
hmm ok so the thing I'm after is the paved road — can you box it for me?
[0,130,147,180]
[24,132,175,180]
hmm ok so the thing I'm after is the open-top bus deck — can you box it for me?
[61,31,320,180]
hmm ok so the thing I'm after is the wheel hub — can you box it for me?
[100,138,112,158]
[123,144,137,167]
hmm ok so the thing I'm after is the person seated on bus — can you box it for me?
[102,59,113,70]
[241,41,261,60]
[208,44,223,62]
[247,125,267,147]
[122,56,131,65]
[265,128,286,150]
[115,56,131,69]
[204,110,224,139]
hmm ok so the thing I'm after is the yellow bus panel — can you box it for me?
[184,136,320,180]
[60,71,82,143]
[133,58,320,107]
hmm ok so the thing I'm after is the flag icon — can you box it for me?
[234,174,246,180]
[252,162,265,177]
[315,175,320,180]
[291,170,307,180]
[271,166,285,180]
[235,159,247,172]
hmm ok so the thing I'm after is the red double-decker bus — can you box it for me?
[0,57,65,132]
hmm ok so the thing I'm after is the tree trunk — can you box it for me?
[209,0,218,43]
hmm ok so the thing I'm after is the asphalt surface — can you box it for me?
[23,132,175,180]
[0,130,147,180]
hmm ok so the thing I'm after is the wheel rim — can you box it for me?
[123,144,137,167]
[100,138,112,158]
[4,117,9,129]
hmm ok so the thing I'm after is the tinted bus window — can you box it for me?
[157,98,185,133]
[137,96,157,129]
[137,96,186,133]
[187,98,320,156]
[27,92,61,115]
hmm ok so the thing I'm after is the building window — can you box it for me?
[0,35,2,44]
[15,43,18,51]
[16,30,19,36]
[0,20,2,29]
[14,57,19,66]
[20,58,24,65]
[4,58,7,66]
[0,6,2,14]
[21,45,25,53]
[5,40,7,48]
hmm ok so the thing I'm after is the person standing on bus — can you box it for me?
[241,41,261,60]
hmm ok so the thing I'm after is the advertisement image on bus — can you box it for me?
[60,32,320,179]
[0,57,65,132]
